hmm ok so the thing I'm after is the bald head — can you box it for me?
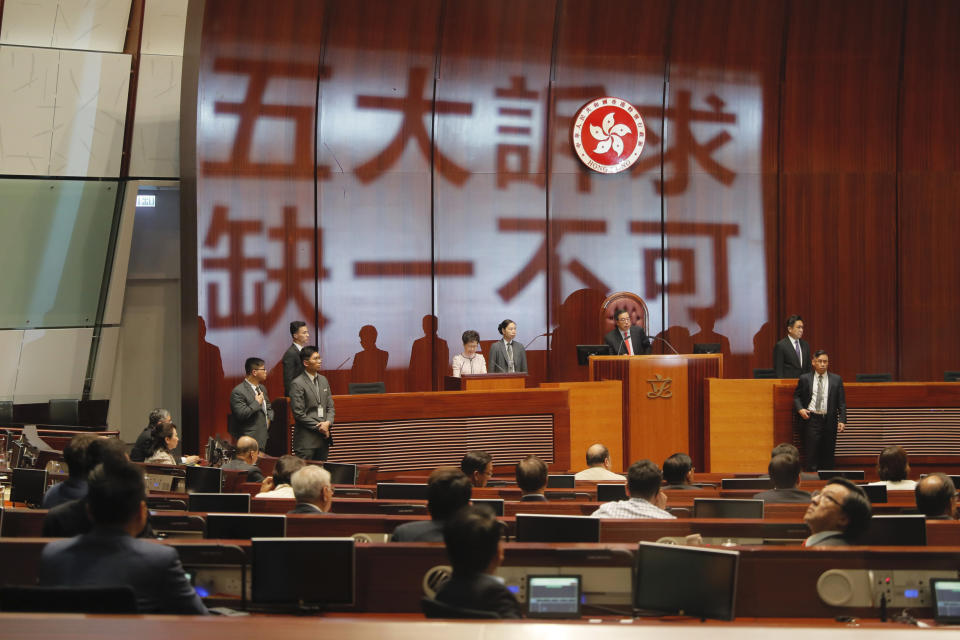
[916,473,957,519]
[235,436,260,465]
[585,443,611,469]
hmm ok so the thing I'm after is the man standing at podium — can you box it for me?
[794,350,846,471]
[773,314,811,378]
[603,308,650,356]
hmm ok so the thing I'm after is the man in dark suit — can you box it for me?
[516,455,548,501]
[794,350,846,471]
[220,435,265,482]
[916,474,957,519]
[282,320,310,397]
[229,357,274,449]
[753,453,811,503]
[603,308,650,356]
[288,465,333,514]
[391,467,472,542]
[803,478,871,547]
[662,452,701,490]
[773,314,811,378]
[433,505,521,618]
[38,457,207,614]
[289,346,335,461]
[488,319,528,373]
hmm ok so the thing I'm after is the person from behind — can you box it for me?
[591,459,676,519]
[516,455,548,501]
[42,434,97,509]
[130,409,171,463]
[661,452,699,490]
[460,450,493,487]
[391,467,472,542]
[452,330,486,377]
[38,457,208,614]
[803,478,872,547]
[256,454,305,498]
[220,435,264,482]
[144,422,181,465]
[753,454,811,503]
[487,319,527,373]
[433,505,521,618]
[288,466,333,514]
[574,443,625,481]
[869,445,917,490]
[915,473,957,520]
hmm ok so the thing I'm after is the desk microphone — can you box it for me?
[523,331,552,350]
[333,355,352,370]
[651,336,680,354]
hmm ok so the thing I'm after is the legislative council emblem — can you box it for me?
[571,97,645,174]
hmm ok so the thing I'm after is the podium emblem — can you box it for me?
[571,97,646,174]
[646,374,673,399]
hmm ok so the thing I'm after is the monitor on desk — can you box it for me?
[376,483,428,500]
[856,514,926,546]
[252,538,355,609]
[931,578,960,624]
[693,343,722,354]
[546,474,575,488]
[693,498,764,519]
[634,542,739,620]
[817,470,866,480]
[526,575,582,619]
[856,483,888,503]
[597,484,627,502]
[576,344,611,365]
[205,514,285,539]
[188,492,250,513]
[322,462,358,485]
[11,468,46,506]
[472,498,505,516]
[186,466,222,493]
[720,478,774,490]
[516,514,600,543]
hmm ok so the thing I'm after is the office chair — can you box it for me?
[421,597,500,619]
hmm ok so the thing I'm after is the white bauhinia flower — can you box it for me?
[590,112,632,157]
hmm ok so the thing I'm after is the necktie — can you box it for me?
[506,343,515,373]
[624,332,633,355]
[794,340,801,363]
[315,376,321,396]
[815,375,824,413]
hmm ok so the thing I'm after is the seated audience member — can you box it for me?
[38,457,208,614]
[256,454,305,498]
[662,452,699,490]
[574,443,626,481]
[770,442,817,481]
[592,460,676,519]
[516,455,548,501]
[143,422,181,465]
[220,435,264,482]
[42,434,97,509]
[753,454,811,503]
[460,450,493,488]
[288,466,333,514]
[433,505,521,619]
[130,408,170,462]
[915,473,957,520]
[452,330,486,377]
[869,445,917,490]
[392,467,472,541]
[803,478,872,547]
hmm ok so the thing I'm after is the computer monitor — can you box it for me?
[720,478,774,490]
[11,468,47,506]
[205,514,285,539]
[526,575,582,619]
[856,483,888,503]
[856,514,926,546]
[855,373,893,382]
[186,466,223,493]
[187,492,250,513]
[693,343,722,354]
[376,483,428,500]
[515,514,600,542]
[323,462,358,485]
[575,344,611,365]
[252,538,355,609]
[817,470,866,480]
[931,578,960,624]
[347,382,386,395]
[634,542,739,620]
[472,498,504,516]
[546,474,575,489]
[596,484,627,502]
[693,498,764,519]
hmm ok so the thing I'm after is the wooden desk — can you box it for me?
[706,378,784,472]
[444,373,527,391]
[539,380,623,473]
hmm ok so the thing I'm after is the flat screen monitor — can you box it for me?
[252,538,355,608]
[188,492,250,513]
[546,474,575,489]
[323,462,358,485]
[205,514,285,539]
[472,498,505,516]
[576,344,611,365]
[11,468,47,506]
[634,541,739,620]
[597,484,627,502]
[186,466,222,493]
[931,578,960,624]
[376,483,428,500]
[720,478,774,490]
[817,470,866,480]
[515,514,600,543]
[526,575,582,619]
[856,514,926,546]
[856,483,888,503]
[693,498,764,519]
[693,343,722,354]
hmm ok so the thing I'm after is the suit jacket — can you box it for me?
[290,371,336,451]
[390,519,445,542]
[806,532,849,547]
[794,371,846,425]
[38,527,207,614]
[603,325,650,356]
[520,494,548,502]
[129,426,153,462]
[220,458,264,482]
[434,573,522,619]
[487,339,528,374]
[753,487,812,503]
[288,503,327,515]
[229,380,274,448]
[282,343,304,397]
[773,336,811,378]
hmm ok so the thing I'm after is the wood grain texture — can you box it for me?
[707,378,779,472]
[540,380,624,472]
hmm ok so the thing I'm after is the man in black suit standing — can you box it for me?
[773,314,811,378]
[603,308,650,356]
[794,350,846,471]
[289,346,335,461]
[229,357,274,449]
[282,320,310,397]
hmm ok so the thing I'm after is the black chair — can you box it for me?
[348,382,386,394]
[945,371,960,382]
[0,400,13,424]
[753,368,777,379]
[48,399,79,426]
[421,597,500,619]
[856,373,893,382]
[0,586,137,613]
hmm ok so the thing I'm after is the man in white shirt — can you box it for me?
[794,350,846,471]
[574,444,625,481]
[803,478,871,546]
[591,460,675,519]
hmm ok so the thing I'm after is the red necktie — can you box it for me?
[624,332,633,355]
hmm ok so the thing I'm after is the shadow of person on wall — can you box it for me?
[351,324,389,383]
[408,315,449,391]
[197,315,227,445]
[551,288,608,382]
[689,307,731,354]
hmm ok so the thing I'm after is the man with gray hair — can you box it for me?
[288,465,333,514]
[574,443,625,481]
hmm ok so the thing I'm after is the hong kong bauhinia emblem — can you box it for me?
[572,97,645,174]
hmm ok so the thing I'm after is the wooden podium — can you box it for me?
[443,373,527,391]
[589,354,722,471]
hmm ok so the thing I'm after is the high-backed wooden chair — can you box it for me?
[600,291,649,336]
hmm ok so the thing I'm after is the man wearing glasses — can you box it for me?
[229,357,274,449]
[803,478,872,546]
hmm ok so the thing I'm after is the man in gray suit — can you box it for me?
[229,357,274,449]
[487,319,528,373]
[289,346,335,461]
